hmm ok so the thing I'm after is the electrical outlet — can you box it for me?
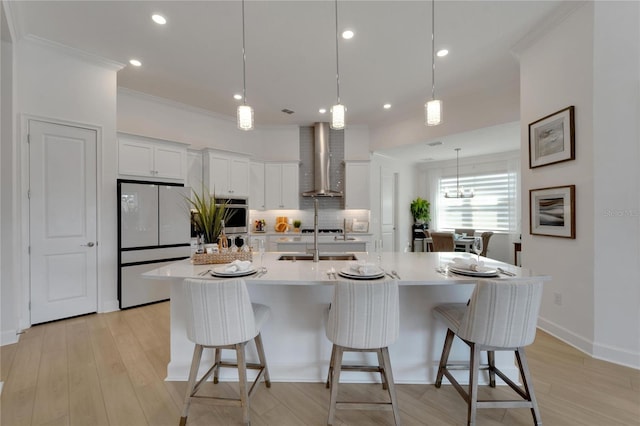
[554,292,562,306]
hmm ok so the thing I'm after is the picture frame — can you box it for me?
[529,185,575,239]
[529,106,575,168]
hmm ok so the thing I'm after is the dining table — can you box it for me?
[143,251,549,385]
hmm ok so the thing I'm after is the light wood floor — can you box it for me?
[1,301,639,426]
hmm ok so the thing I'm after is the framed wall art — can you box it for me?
[529,106,575,168]
[529,185,575,239]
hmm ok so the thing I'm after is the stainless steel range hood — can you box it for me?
[302,122,343,197]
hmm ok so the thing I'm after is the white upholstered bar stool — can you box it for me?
[325,279,401,426]
[433,279,544,426]
[179,278,271,426]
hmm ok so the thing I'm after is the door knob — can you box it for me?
[82,242,95,247]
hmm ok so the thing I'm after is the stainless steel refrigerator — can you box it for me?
[118,180,191,309]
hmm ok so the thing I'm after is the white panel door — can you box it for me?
[29,120,97,324]
[380,168,397,252]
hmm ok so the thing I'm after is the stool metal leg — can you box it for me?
[213,348,221,384]
[326,344,336,389]
[377,349,388,390]
[487,350,496,388]
[515,348,542,426]
[236,342,251,426]
[381,347,401,426]
[180,344,204,426]
[254,333,271,388]
[327,346,344,426]
[468,344,480,426]
[435,328,455,387]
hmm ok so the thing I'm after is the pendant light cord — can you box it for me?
[334,0,341,105]
[241,0,247,106]
[431,0,436,101]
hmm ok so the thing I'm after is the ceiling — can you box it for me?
[5,0,563,159]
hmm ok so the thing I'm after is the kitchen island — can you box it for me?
[144,252,546,385]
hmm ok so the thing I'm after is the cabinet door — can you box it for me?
[280,163,299,209]
[264,164,283,209]
[154,144,186,180]
[119,139,154,177]
[345,162,370,209]
[209,155,230,195]
[229,157,249,197]
[249,162,265,210]
[186,150,203,199]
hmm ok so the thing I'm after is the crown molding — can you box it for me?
[22,34,124,71]
[510,1,588,60]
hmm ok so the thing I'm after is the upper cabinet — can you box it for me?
[249,161,265,210]
[118,134,188,181]
[345,161,370,209]
[186,149,203,198]
[203,150,250,198]
[265,162,299,210]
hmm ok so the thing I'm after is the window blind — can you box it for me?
[437,172,516,232]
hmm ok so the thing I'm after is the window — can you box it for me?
[437,171,516,232]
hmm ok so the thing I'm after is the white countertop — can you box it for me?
[144,251,542,286]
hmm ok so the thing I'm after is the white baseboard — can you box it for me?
[100,299,120,313]
[538,318,640,370]
[1,329,19,346]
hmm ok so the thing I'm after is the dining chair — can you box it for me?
[480,231,494,257]
[455,228,476,237]
[430,232,455,252]
[423,229,434,252]
[325,279,401,425]
[179,278,271,426]
[433,278,544,426]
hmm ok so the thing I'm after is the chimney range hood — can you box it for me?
[302,122,343,197]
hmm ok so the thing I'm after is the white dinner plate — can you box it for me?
[211,265,257,277]
[338,268,385,280]
[448,265,499,277]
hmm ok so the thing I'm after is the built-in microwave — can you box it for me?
[190,196,249,237]
[216,197,249,234]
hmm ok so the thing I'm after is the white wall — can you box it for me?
[591,1,640,366]
[519,2,640,368]
[12,37,121,326]
[1,36,17,344]
[117,89,300,161]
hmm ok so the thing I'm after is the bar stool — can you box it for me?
[325,279,401,425]
[179,278,271,426]
[433,279,544,426]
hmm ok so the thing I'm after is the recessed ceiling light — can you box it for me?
[233,94,243,100]
[319,108,327,114]
[383,104,391,109]
[436,49,449,57]
[427,141,443,146]
[152,14,167,25]
[342,30,354,40]
[129,59,142,67]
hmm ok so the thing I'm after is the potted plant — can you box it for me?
[186,187,234,245]
[293,219,302,232]
[410,197,431,225]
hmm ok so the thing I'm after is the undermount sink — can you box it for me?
[278,254,358,261]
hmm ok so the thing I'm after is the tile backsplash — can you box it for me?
[250,208,370,233]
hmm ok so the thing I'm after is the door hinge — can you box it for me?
[27,189,30,199]
[28,301,31,310]
[28,246,30,254]
[27,134,30,144]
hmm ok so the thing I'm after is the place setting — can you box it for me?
[441,257,500,278]
[210,259,258,278]
[337,261,386,280]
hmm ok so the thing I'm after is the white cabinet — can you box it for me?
[118,134,188,181]
[186,150,203,198]
[249,161,265,210]
[265,162,299,209]
[203,150,250,197]
[345,161,370,209]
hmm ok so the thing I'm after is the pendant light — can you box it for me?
[330,0,346,130]
[445,148,474,198]
[425,0,442,126]
[237,0,254,131]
